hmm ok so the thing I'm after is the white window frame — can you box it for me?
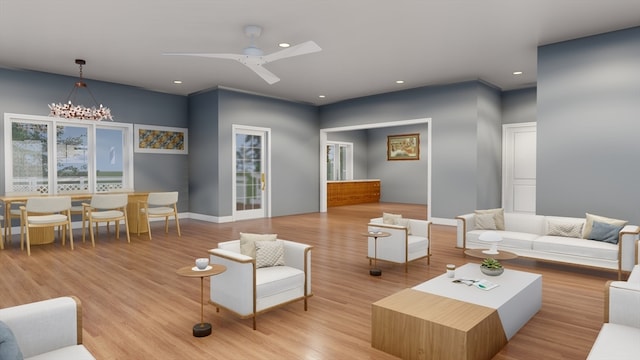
[3,113,134,194]
[326,141,353,181]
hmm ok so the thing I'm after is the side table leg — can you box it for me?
[370,236,382,276]
[193,276,212,337]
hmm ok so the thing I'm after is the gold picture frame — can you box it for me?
[387,133,420,160]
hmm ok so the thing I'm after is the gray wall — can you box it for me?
[537,26,640,221]
[319,81,501,219]
[188,89,220,216]
[0,67,190,211]
[502,87,537,124]
[367,124,428,204]
[195,89,319,217]
[476,84,502,209]
[7,24,637,223]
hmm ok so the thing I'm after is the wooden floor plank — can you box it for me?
[0,203,612,359]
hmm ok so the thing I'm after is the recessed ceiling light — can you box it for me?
[279,43,291,48]
[318,95,326,98]
[513,71,523,75]
[396,80,405,84]
[173,80,183,84]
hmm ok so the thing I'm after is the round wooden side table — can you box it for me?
[363,231,391,276]
[176,263,226,337]
[463,248,518,260]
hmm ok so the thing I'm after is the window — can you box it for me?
[4,113,133,194]
[326,141,353,181]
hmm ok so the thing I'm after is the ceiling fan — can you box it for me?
[163,25,321,85]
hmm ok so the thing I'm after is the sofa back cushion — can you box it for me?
[583,213,627,239]
[588,221,625,244]
[0,320,23,360]
[503,213,545,235]
[255,240,285,268]
[545,217,585,238]
[239,233,277,258]
[475,208,504,230]
[474,213,497,230]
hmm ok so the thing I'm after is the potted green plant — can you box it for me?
[480,258,504,276]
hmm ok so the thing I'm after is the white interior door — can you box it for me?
[232,125,271,220]
[502,123,536,214]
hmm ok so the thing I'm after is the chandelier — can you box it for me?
[49,59,113,121]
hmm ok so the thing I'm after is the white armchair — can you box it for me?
[587,264,640,359]
[367,217,431,272]
[208,239,312,330]
[0,296,95,359]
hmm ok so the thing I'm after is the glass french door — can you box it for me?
[232,126,270,220]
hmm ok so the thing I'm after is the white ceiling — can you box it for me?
[1,1,639,106]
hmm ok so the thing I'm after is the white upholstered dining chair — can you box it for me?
[82,194,130,246]
[137,192,180,240]
[20,196,73,256]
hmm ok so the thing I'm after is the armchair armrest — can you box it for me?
[367,222,409,246]
[208,248,255,317]
[407,219,430,238]
[0,296,83,358]
[282,240,312,272]
[209,248,253,263]
[456,213,474,249]
[619,225,640,272]
[605,280,640,328]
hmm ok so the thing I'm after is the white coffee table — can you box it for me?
[372,263,542,360]
[413,263,542,339]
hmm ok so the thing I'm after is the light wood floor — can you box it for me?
[0,203,615,359]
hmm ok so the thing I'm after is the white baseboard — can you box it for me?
[186,212,234,223]
[431,217,457,226]
[3,213,456,234]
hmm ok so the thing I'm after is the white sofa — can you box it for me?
[587,264,640,359]
[209,238,312,330]
[457,212,640,279]
[0,296,95,360]
[367,217,431,272]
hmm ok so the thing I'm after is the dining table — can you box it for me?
[0,191,149,246]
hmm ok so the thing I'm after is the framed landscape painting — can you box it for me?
[387,133,420,160]
[134,124,188,154]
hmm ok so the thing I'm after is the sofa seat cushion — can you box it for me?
[467,230,538,250]
[587,323,640,360]
[26,345,95,360]
[256,266,304,299]
[533,236,618,261]
[407,235,428,251]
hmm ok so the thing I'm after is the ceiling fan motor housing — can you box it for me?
[244,25,262,38]
[243,46,264,56]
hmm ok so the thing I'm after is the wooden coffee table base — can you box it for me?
[372,289,507,360]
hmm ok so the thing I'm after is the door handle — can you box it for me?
[261,173,265,191]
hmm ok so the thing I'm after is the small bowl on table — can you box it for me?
[195,258,209,270]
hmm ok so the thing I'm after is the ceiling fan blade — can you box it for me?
[264,41,321,63]
[162,52,243,61]
[244,63,280,84]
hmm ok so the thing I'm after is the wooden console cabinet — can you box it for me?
[327,180,380,207]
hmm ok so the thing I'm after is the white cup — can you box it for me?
[195,258,209,270]
[446,264,456,278]
[370,227,380,233]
